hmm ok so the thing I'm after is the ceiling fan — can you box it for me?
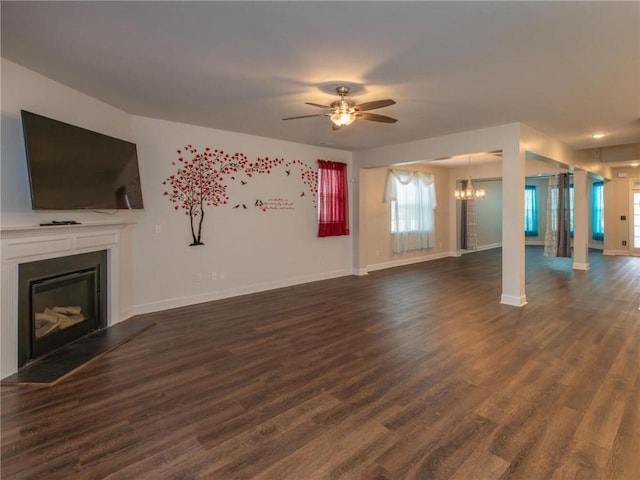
[283,86,397,130]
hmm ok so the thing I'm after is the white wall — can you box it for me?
[130,115,353,313]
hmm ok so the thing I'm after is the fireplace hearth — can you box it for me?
[18,250,107,367]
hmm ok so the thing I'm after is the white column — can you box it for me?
[572,169,590,270]
[501,138,527,306]
[449,173,461,256]
[353,161,368,276]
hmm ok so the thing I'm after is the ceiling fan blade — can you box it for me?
[359,112,398,123]
[282,114,327,120]
[305,102,332,109]
[355,99,396,111]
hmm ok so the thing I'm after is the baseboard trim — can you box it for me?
[501,293,527,307]
[366,251,451,272]
[117,307,136,325]
[461,243,502,254]
[524,240,545,246]
[572,262,590,271]
[603,249,630,256]
[133,269,352,315]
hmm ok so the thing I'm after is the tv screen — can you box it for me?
[21,110,144,210]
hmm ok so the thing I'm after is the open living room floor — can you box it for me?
[1,247,639,479]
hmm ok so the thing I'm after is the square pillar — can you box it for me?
[572,169,590,270]
[501,140,527,306]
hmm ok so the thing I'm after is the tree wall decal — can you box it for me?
[162,145,284,245]
[286,159,318,205]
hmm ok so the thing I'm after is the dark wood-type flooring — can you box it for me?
[1,320,155,386]
[2,247,639,479]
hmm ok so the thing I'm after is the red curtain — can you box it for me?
[317,160,349,237]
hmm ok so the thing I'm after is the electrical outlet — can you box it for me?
[622,241,627,246]
[219,271,226,280]
[195,273,203,282]
[211,272,217,280]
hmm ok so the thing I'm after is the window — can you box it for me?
[384,169,437,253]
[524,186,538,236]
[550,185,558,232]
[570,184,574,236]
[317,160,349,237]
[592,181,604,241]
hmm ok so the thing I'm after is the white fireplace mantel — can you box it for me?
[1,222,134,378]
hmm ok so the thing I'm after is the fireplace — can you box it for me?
[18,250,107,367]
[1,222,131,378]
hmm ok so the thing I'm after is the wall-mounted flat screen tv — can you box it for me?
[21,110,144,210]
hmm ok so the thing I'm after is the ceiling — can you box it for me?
[2,1,639,153]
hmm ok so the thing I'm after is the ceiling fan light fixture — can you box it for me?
[283,84,396,128]
[330,111,356,126]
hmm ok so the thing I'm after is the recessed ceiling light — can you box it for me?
[592,133,606,139]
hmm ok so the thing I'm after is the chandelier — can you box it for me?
[455,156,486,200]
[455,176,486,200]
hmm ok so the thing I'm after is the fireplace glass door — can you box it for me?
[31,268,98,360]
[18,250,107,367]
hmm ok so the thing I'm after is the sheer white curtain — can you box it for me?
[384,169,437,253]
